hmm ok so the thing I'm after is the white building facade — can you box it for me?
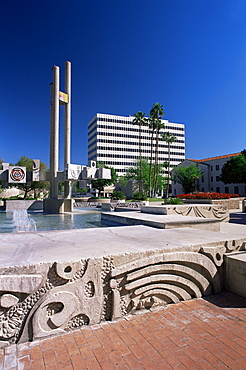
[88,113,185,176]
[172,153,246,196]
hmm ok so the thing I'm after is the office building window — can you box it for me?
[225,187,229,193]
[216,165,219,171]
[234,186,239,194]
[216,187,220,193]
[211,176,213,182]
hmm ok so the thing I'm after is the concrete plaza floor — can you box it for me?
[1,291,246,370]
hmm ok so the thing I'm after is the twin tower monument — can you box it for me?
[0,62,110,213]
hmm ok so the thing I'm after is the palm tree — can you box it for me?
[149,103,165,196]
[148,116,156,197]
[132,111,147,192]
[162,131,176,198]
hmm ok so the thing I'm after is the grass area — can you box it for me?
[126,198,163,202]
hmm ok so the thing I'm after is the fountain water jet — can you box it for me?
[12,210,37,232]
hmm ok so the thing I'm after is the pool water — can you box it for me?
[0,208,106,233]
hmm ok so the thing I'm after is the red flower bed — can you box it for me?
[177,192,239,200]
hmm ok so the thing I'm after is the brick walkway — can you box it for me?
[1,291,246,370]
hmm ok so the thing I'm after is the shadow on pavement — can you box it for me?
[229,212,246,224]
[203,291,246,308]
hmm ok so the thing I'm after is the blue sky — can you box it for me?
[1,0,246,169]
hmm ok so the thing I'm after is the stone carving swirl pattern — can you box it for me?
[110,251,221,317]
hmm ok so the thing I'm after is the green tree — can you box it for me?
[132,111,148,192]
[125,158,167,196]
[172,164,203,194]
[149,103,165,196]
[162,132,177,198]
[15,156,49,199]
[91,162,117,197]
[220,152,246,184]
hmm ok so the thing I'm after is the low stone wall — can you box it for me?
[4,200,43,211]
[212,198,242,210]
[183,197,242,210]
[101,201,149,212]
[141,204,229,222]
[74,199,110,208]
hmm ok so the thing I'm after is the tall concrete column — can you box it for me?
[64,61,71,199]
[50,65,60,199]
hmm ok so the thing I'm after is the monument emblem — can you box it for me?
[9,167,26,183]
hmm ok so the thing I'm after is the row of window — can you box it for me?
[95,158,182,166]
[97,117,184,129]
[211,176,221,182]
[97,152,184,158]
[115,168,177,173]
[95,160,181,167]
[88,118,97,130]
[95,138,185,145]
[206,186,241,193]
[210,165,220,171]
[94,124,185,137]
[88,124,184,137]
[88,144,185,156]
[88,116,185,133]
[88,138,185,149]
[88,130,184,142]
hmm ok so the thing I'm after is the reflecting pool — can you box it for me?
[0,208,105,233]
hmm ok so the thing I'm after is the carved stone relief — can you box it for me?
[0,239,245,346]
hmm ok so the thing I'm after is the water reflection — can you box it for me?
[0,208,105,233]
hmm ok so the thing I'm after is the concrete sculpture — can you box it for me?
[0,62,111,213]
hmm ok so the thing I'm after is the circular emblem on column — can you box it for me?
[10,167,25,182]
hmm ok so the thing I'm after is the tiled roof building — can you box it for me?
[171,152,246,196]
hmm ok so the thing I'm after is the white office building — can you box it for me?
[88,113,185,176]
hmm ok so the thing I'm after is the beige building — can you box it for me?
[171,152,246,196]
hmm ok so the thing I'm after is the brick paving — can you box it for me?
[1,291,246,370]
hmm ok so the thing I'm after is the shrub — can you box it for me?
[163,197,184,205]
[111,191,126,200]
[133,192,148,201]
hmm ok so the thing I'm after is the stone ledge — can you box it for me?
[140,204,229,222]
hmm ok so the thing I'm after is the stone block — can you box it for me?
[224,252,246,298]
